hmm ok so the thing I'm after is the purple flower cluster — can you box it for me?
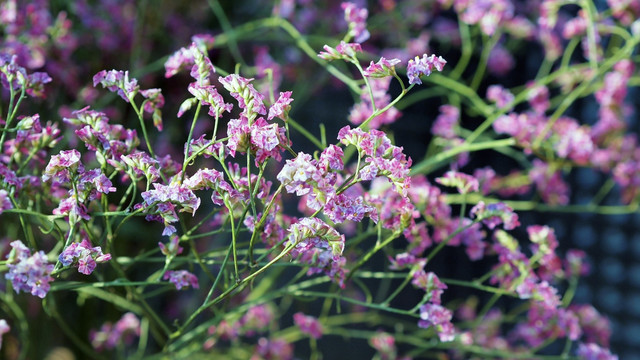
[5,240,54,298]
[90,312,141,352]
[406,54,446,85]
[163,270,199,290]
[349,78,402,129]
[293,312,323,339]
[287,217,347,287]
[59,239,111,275]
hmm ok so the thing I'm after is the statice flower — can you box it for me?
[219,74,267,121]
[90,312,141,352]
[240,304,275,336]
[267,91,294,121]
[287,217,347,287]
[59,239,111,275]
[324,192,377,224]
[163,270,199,290]
[412,270,447,304]
[253,337,293,360]
[342,2,370,43]
[42,149,82,182]
[576,343,617,360]
[0,189,12,214]
[406,53,446,85]
[5,240,54,298]
[486,84,515,109]
[363,57,401,78]
[140,180,201,236]
[92,69,139,102]
[436,170,479,194]
[140,88,164,131]
[571,304,612,346]
[293,312,323,339]
[487,45,515,76]
[158,235,183,258]
[350,77,402,129]
[369,332,397,360]
[432,105,459,139]
[418,303,455,342]
[317,41,362,61]
[529,159,570,205]
[470,201,520,230]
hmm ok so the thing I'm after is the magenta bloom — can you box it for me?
[163,270,199,290]
[59,239,111,275]
[0,189,12,214]
[418,303,455,342]
[293,312,323,339]
[576,343,617,360]
[0,319,9,350]
[406,54,446,85]
[342,2,370,43]
[90,312,141,352]
[93,69,139,102]
[5,240,54,298]
[267,91,294,121]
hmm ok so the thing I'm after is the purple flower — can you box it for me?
[342,2,370,43]
[0,190,12,214]
[317,41,362,61]
[288,218,347,287]
[418,303,455,342]
[576,343,617,360]
[42,149,82,182]
[90,312,140,352]
[348,78,401,129]
[293,312,323,339]
[369,331,397,360]
[486,84,514,109]
[5,240,54,298]
[267,91,294,121]
[241,304,275,336]
[158,235,183,257]
[412,271,447,304]
[406,54,446,85]
[163,270,199,290]
[470,201,520,230]
[218,74,266,119]
[487,45,515,76]
[254,337,293,360]
[277,152,317,196]
[324,193,377,224]
[92,69,139,102]
[363,57,401,78]
[436,171,479,194]
[59,239,111,275]
[432,105,459,139]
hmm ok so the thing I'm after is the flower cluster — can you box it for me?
[4,240,54,298]
[59,239,111,275]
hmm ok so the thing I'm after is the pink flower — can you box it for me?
[93,69,139,102]
[59,239,111,275]
[436,171,479,194]
[293,312,323,339]
[5,240,54,298]
[576,343,617,360]
[342,2,370,43]
[267,91,294,120]
[363,57,401,78]
[418,303,455,342]
[318,41,362,61]
[406,54,446,85]
[0,190,12,214]
[163,270,199,290]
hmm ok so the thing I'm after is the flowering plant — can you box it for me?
[0,1,635,359]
